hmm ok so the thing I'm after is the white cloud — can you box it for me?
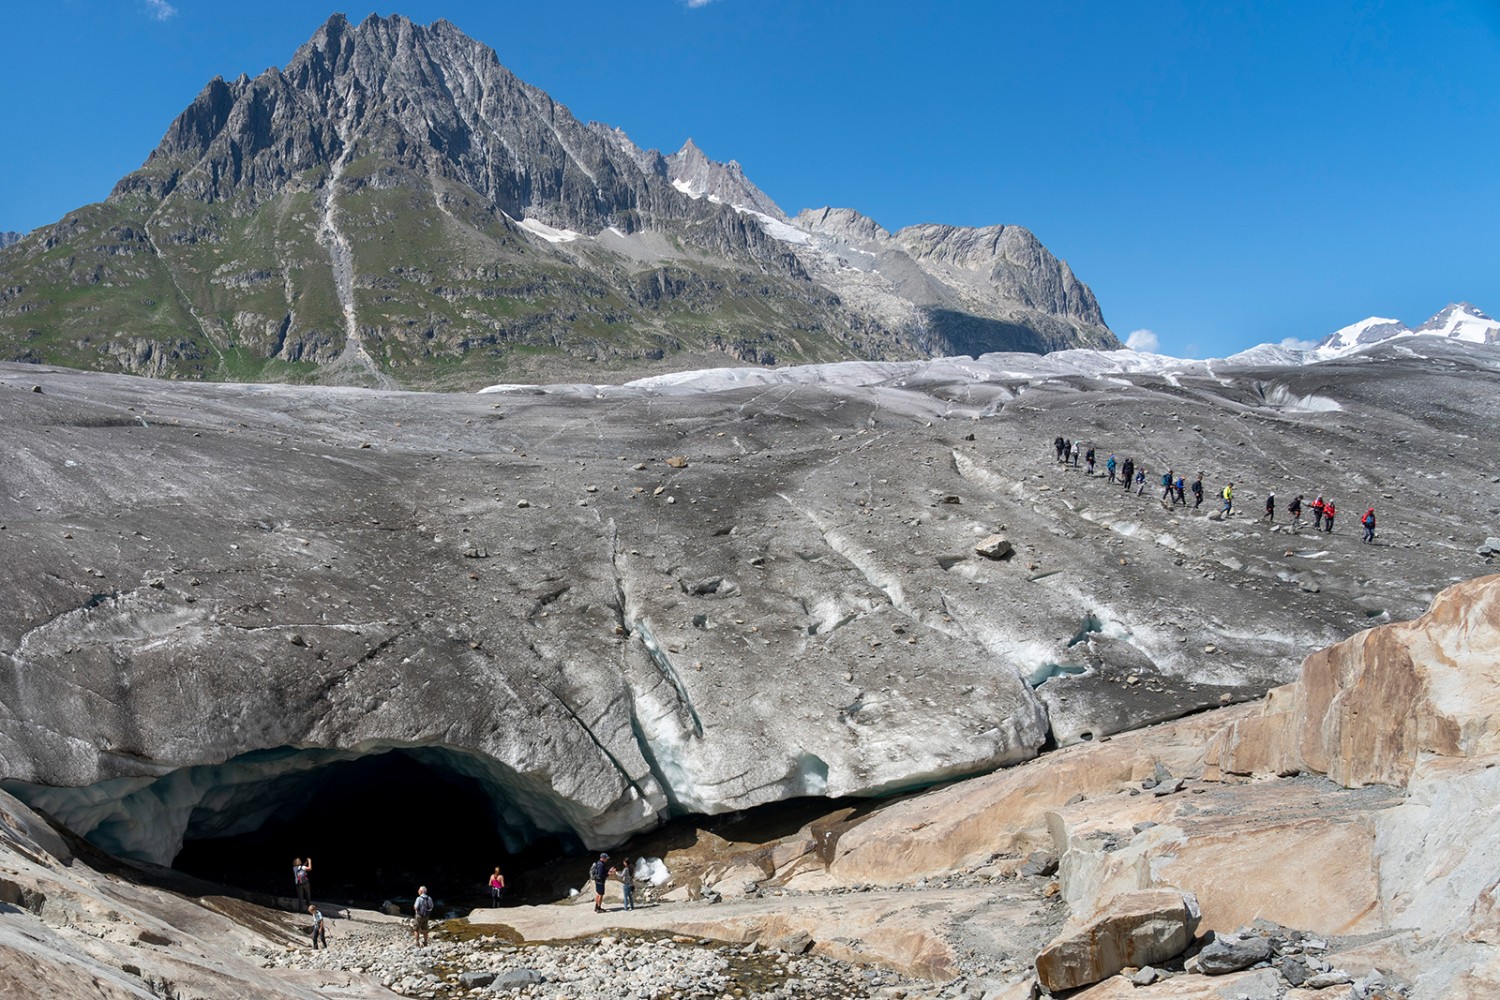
[1278,337,1319,351]
[144,0,177,21]
[684,0,719,7]
[1125,328,1159,354]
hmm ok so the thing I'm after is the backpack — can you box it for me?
[415,894,433,917]
[590,861,607,882]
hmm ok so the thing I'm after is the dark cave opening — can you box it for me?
[170,749,559,909]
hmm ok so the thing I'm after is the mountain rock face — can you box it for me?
[0,13,1117,388]
[0,232,21,250]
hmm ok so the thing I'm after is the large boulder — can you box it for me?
[1034,888,1200,992]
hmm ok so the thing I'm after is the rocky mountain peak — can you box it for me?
[4,13,1119,382]
[794,206,892,244]
[664,137,786,220]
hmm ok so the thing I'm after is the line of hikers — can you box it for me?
[1052,436,1377,541]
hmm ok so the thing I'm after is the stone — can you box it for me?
[1301,970,1353,988]
[1018,851,1058,878]
[974,535,1013,560]
[665,456,689,468]
[459,970,497,987]
[491,969,545,989]
[1034,889,1199,992]
[1195,933,1272,974]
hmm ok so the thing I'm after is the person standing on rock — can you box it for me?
[488,867,506,907]
[618,858,636,911]
[1263,493,1275,522]
[1085,446,1096,475]
[590,853,611,913]
[1323,499,1337,533]
[413,886,434,947]
[307,904,327,949]
[1362,507,1376,543]
[1192,473,1204,509]
[1311,496,1326,530]
[293,857,312,910]
[1106,454,1117,483]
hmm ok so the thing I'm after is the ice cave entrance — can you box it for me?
[6,746,582,907]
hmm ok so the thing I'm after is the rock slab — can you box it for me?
[1034,888,1200,992]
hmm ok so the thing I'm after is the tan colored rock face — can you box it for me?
[825,708,1250,886]
[1034,888,1199,992]
[1211,573,1500,787]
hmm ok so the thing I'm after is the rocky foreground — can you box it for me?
[5,570,1500,997]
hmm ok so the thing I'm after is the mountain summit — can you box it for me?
[0,13,1118,386]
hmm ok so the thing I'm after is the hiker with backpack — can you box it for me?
[1054,436,1065,462]
[1070,439,1081,467]
[1120,457,1135,490]
[413,886,434,947]
[1161,470,1174,502]
[1323,500,1337,533]
[590,853,612,913]
[1220,483,1234,516]
[1264,493,1275,522]
[1288,495,1304,532]
[1085,446,1096,475]
[293,857,313,910]
[1311,496,1326,530]
[1362,507,1376,543]
[1192,473,1204,509]
[1174,475,1187,506]
[1135,467,1147,495]
[1106,454,1117,483]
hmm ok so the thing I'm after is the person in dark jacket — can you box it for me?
[1121,458,1135,490]
[1191,474,1204,509]
[1264,493,1275,522]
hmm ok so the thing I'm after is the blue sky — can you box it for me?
[3,1,1498,358]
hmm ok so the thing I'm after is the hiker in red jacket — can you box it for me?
[1311,496,1326,530]
[1323,500,1337,533]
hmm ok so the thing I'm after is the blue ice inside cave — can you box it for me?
[4,744,586,903]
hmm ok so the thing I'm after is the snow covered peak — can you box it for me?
[1413,302,1500,343]
[1313,316,1411,359]
[1311,303,1497,360]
